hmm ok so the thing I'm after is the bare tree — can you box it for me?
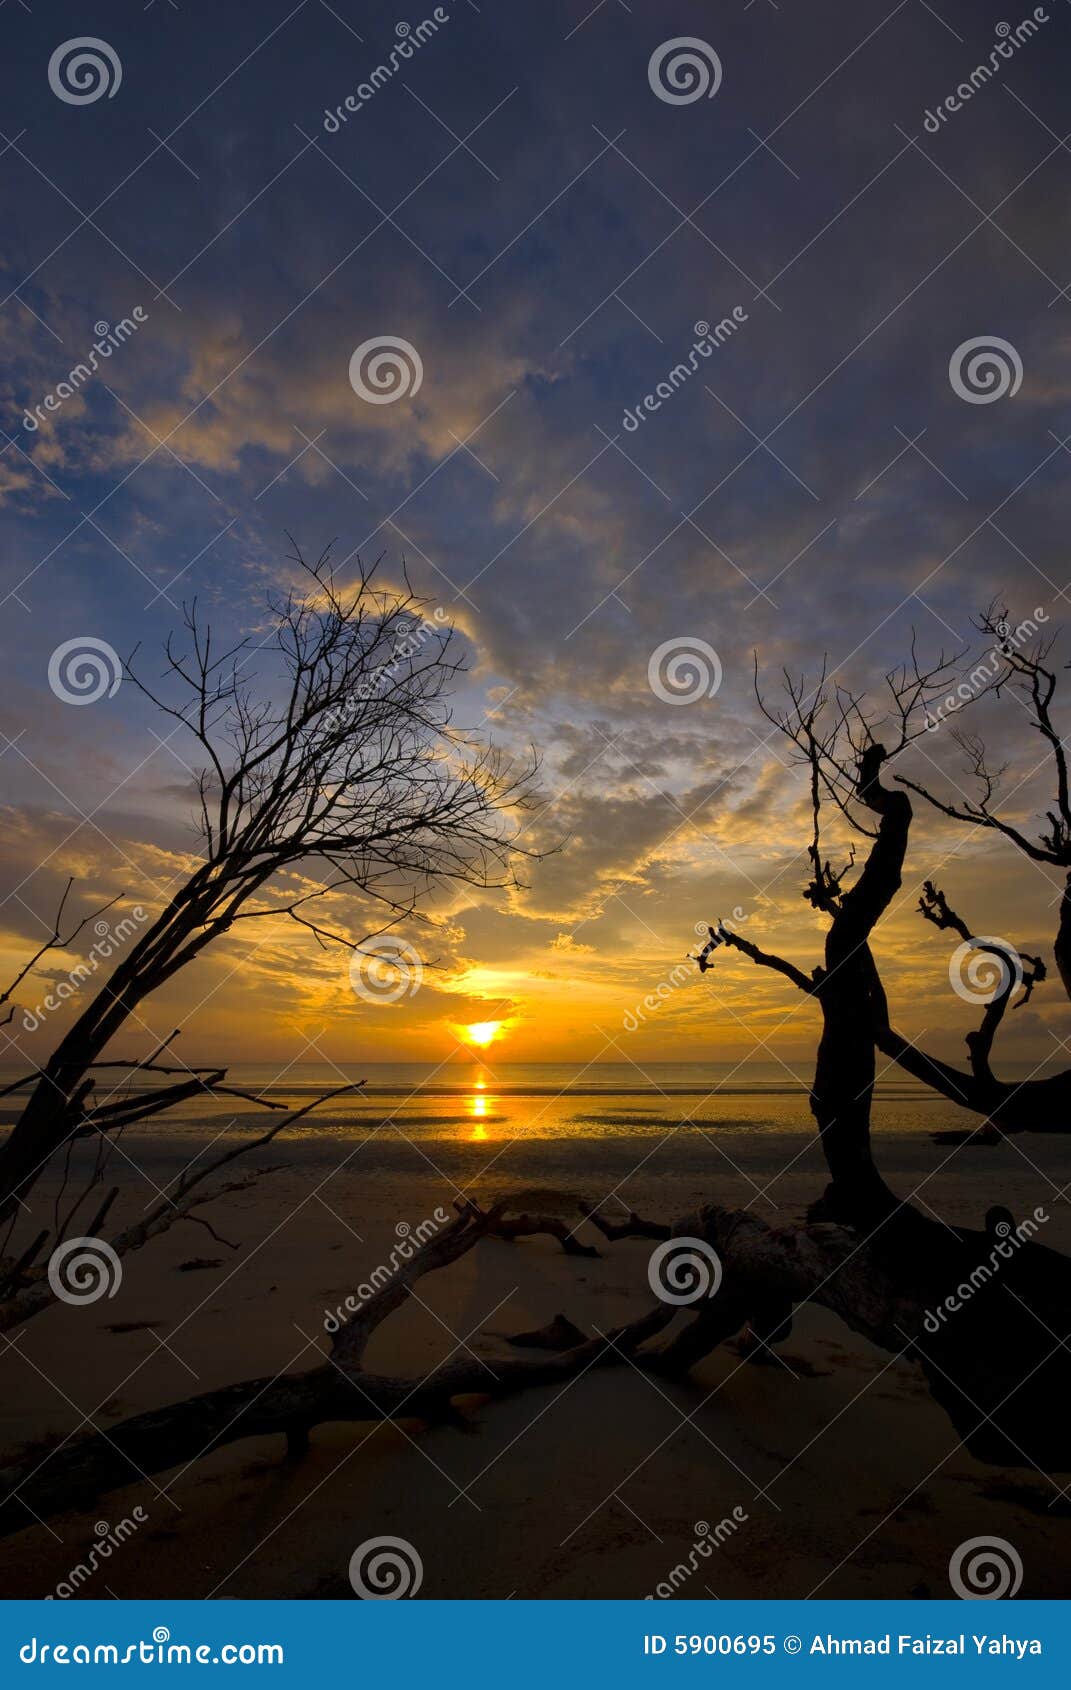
[873,603,1071,1132]
[0,548,535,1312]
[738,606,1071,1137]
[685,642,1071,1473]
[3,620,1070,1538]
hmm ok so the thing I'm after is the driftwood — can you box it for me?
[2,724,1071,1536]
[0,1196,675,1536]
[0,1169,1068,1539]
[4,610,1071,1542]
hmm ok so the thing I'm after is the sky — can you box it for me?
[2,0,1071,1074]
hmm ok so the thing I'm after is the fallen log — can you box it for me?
[2,1187,1068,1539]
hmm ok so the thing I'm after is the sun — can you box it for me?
[464,1020,502,1048]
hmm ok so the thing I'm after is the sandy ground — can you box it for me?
[1,1125,1069,1600]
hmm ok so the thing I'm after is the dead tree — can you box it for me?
[0,547,535,1313]
[2,661,1070,1534]
[738,608,1071,1137]
[693,623,1071,1463]
[0,1097,1068,1535]
[0,1084,363,1333]
[875,604,1071,1133]
[2,614,1069,1538]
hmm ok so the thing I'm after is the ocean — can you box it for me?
[0,1059,973,1142]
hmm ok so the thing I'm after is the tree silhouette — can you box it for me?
[2,612,1068,1537]
[0,549,534,1324]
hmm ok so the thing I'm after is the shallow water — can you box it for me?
[0,1059,974,1144]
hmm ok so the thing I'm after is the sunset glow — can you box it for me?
[5,0,1071,1617]
[463,1020,503,1048]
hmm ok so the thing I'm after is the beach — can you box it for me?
[0,1064,1069,1600]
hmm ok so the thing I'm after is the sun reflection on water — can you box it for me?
[467,1071,493,1139]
